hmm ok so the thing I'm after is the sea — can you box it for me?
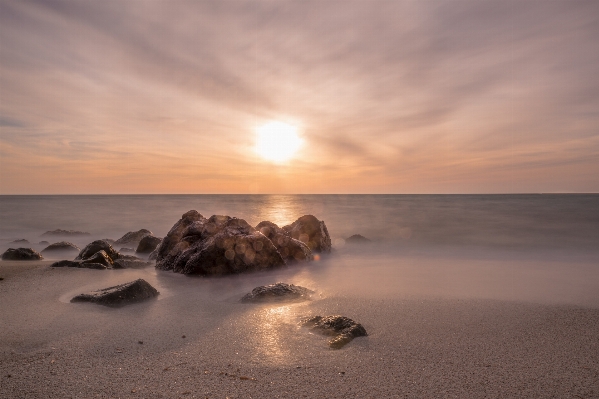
[1,194,598,306]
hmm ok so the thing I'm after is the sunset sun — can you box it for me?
[255,121,303,163]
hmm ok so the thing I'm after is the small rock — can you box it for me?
[1,248,43,261]
[282,215,332,253]
[41,241,80,254]
[115,229,152,245]
[76,240,119,262]
[70,279,159,307]
[10,239,30,245]
[136,235,161,254]
[39,241,49,245]
[42,229,90,237]
[50,260,107,270]
[345,234,371,243]
[241,283,314,303]
[302,315,367,349]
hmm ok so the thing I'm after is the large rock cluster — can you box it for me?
[155,211,331,276]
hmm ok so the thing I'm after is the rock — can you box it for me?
[82,250,113,267]
[39,241,49,245]
[41,241,80,254]
[282,215,332,253]
[115,229,152,245]
[76,240,119,262]
[51,260,107,270]
[10,239,29,245]
[70,279,159,307]
[241,282,314,303]
[301,315,367,349]
[1,248,43,261]
[136,235,161,254]
[148,246,159,261]
[113,256,153,269]
[102,238,116,245]
[156,212,285,275]
[256,221,312,263]
[42,229,90,237]
[345,234,371,244]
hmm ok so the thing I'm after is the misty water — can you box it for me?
[1,194,598,306]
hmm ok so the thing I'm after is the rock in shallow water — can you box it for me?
[76,240,119,261]
[115,229,152,245]
[155,211,331,276]
[136,235,161,254]
[345,234,371,244]
[1,248,43,261]
[156,212,286,275]
[41,241,80,254]
[70,279,159,307]
[302,315,367,349]
[42,229,90,237]
[241,282,314,303]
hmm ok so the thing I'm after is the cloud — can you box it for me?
[1,0,598,193]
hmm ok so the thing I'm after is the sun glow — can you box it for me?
[255,121,303,163]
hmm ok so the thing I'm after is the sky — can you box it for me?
[1,0,598,194]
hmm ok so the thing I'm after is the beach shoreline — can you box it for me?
[1,258,598,398]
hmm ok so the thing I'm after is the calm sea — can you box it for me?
[0,194,598,254]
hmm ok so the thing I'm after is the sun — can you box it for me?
[255,121,303,163]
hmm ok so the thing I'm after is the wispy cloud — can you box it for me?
[1,0,598,193]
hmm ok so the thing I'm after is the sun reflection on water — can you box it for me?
[258,195,300,227]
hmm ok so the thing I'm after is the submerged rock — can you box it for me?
[241,282,314,303]
[41,241,80,254]
[1,248,43,261]
[113,256,153,269]
[136,235,161,254]
[302,315,367,349]
[76,240,119,262]
[10,239,30,245]
[39,241,49,245]
[42,229,90,237]
[156,212,285,275]
[283,215,332,253]
[345,234,371,244]
[115,229,152,245]
[51,260,107,270]
[70,279,159,307]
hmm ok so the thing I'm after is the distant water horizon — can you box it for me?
[1,194,598,255]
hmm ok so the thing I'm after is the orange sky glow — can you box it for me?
[1,0,598,194]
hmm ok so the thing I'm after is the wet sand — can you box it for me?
[1,252,598,398]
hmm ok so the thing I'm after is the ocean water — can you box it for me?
[0,194,598,252]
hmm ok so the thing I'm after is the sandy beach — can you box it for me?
[1,250,598,399]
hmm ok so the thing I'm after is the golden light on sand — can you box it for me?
[255,121,302,163]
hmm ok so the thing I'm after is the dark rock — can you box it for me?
[1,248,43,261]
[50,260,107,270]
[113,257,153,269]
[256,221,312,263]
[41,241,80,254]
[102,238,116,245]
[115,229,152,245]
[345,234,371,244]
[39,241,49,245]
[119,247,135,253]
[156,212,285,275]
[42,229,90,237]
[282,215,332,253]
[136,235,162,254]
[82,250,113,267]
[301,315,367,349]
[76,240,119,262]
[241,282,314,303]
[70,279,159,307]
[10,239,29,245]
